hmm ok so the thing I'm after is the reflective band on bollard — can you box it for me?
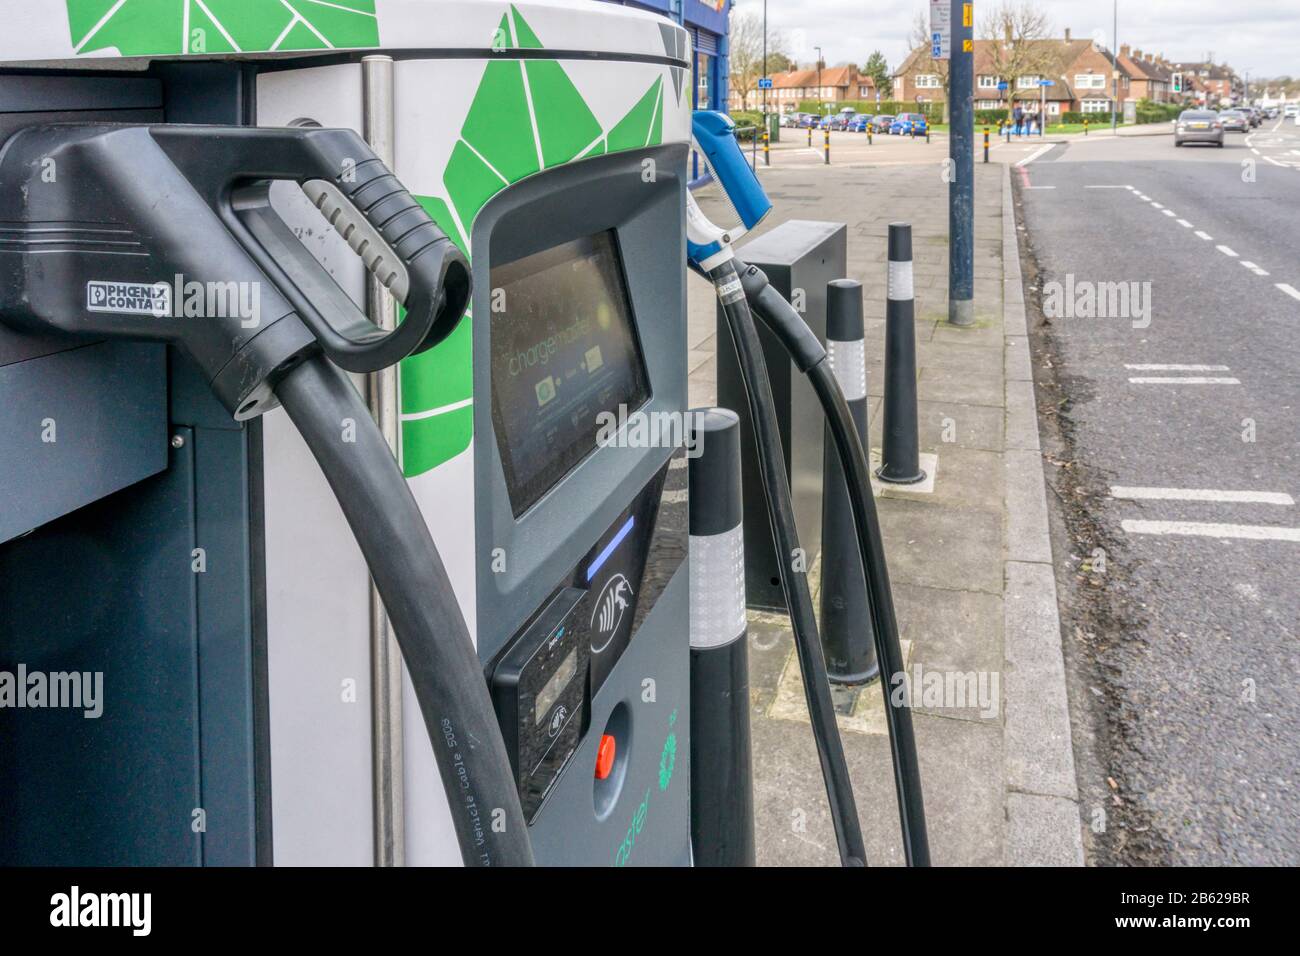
[688,408,755,866]
[820,280,879,684]
[878,223,926,484]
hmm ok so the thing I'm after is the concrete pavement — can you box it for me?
[688,148,1084,865]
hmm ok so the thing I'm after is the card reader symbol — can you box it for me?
[590,573,633,653]
[548,704,569,738]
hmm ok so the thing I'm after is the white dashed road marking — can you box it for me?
[1127,376,1241,385]
[1176,219,1193,228]
[1277,283,1300,302]
[1194,231,1213,241]
[1111,486,1295,506]
[1124,364,1230,371]
[1241,261,1270,276]
[1121,520,1300,543]
[1216,245,1238,257]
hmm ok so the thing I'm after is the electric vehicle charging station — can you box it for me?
[0,0,927,870]
[1,0,695,868]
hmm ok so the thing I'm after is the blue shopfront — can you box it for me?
[601,0,730,112]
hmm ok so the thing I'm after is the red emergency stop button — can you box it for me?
[595,734,617,780]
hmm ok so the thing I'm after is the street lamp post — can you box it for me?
[1111,0,1119,132]
[762,0,767,126]
[815,45,823,117]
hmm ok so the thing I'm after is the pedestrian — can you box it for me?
[1013,104,1024,136]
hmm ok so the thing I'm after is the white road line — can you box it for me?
[1194,230,1213,240]
[1111,486,1295,506]
[1121,520,1300,543]
[1150,201,1164,208]
[1277,283,1300,302]
[1162,209,1176,217]
[1016,144,1055,166]
[1241,261,1270,276]
[1176,219,1193,228]
[1124,364,1230,371]
[1136,193,1151,200]
[1125,185,1137,191]
[1086,185,1130,189]
[1127,376,1241,385]
[1025,185,1057,189]
[1216,245,1238,257]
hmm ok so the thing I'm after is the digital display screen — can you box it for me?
[489,231,650,517]
[534,648,578,725]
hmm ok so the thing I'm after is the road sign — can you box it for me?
[929,0,951,60]
[1039,79,1055,87]
[998,81,1009,91]
[758,77,773,90]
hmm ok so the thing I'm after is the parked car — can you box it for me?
[1219,109,1250,132]
[1284,103,1299,118]
[830,107,859,130]
[871,114,895,133]
[850,113,874,132]
[890,112,930,136]
[1174,110,1224,147]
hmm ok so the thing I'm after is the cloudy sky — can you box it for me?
[731,0,1300,78]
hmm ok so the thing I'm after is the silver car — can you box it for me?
[1175,110,1224,147]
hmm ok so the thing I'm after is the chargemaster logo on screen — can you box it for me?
[86,280,171,317]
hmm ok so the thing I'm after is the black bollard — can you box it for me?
[688,408,756,867]
[877,223,926,484]
[820,281,879,684]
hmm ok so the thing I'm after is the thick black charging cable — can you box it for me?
[276,354,534,867]
[709,258,868,867]
[732,257,931,867]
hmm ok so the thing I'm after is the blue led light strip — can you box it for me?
[586,516,635,582]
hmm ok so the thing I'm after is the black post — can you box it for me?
[948,0,974,326]
[983,126,989,162]
[820,281,879,684]
[823,126,830,165]
[877,223,926,485]
[688,408,756,867]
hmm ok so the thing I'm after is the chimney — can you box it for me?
[1120,44,1131,58]
[1134,48,1144,60]
[1064,28,1072,42]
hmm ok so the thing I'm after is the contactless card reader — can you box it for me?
[491,587,590,820]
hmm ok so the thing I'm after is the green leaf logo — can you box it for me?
[66,0,379,57]
[400,5,667,477]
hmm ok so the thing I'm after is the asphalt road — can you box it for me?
[1015,116,1300,865]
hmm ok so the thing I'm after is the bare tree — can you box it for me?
[909,9,951,120]
[728,10,788,112]
[979,0,1055,107]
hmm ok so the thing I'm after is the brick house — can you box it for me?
[1170,60,1237,108]
[893,29,1133,120]
[1118,47,1174,103]
[732,64,874,112]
